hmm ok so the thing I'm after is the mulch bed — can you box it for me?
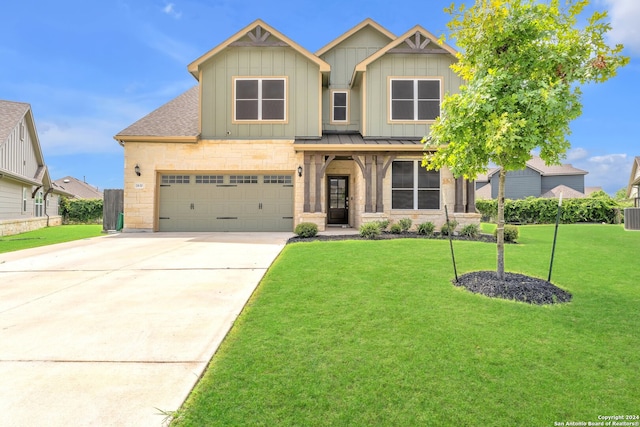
[289,231,572,305]
[287,231,497,244]
[454,271,572,305]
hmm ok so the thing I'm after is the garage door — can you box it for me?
[158,174,294,232]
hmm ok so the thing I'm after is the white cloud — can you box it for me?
[566,147,590,161]
[139,23,197,64]
[578,153,633,194]
[162,3,182,19]
[601,0,640,54]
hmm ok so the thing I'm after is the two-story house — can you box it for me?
[114,19,480,232]
[0,100,70,236]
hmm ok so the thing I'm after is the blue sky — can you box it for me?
[1,0,638,195]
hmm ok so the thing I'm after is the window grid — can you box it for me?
[230,175,258,184]
[195,175,224,184]
[161,175,190,184]
[391,161,440,210]
[331,91,348,123]
[264,175,292,184]
[234,78,286,121]
[390,78,440,121]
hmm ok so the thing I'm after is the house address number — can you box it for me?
[135,183,144,189]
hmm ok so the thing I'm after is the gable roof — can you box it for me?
[0,100,30,143]
[541,184,586,199]
[315,18,395,57]
[52,176,103,199]
[0,99,52,189]
[187,19,330,79]
[627,156,640,198]
[487,156,588,178]
[114,86,199,143]
[351,25,457,86]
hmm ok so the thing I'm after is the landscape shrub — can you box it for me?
[398,218,412,232]
[460,223,480,238]
[440,220,459,236]
[374,220,390,231]
[417,221,435,236]
[60,197,103,224]
[359,222,381,239]
[389,223,403,234]
[476,194,621,224]
[294,222,318,238]
[494,224,520,242]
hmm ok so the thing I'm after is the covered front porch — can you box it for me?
[294,134,479,231]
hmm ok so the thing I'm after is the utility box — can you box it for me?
[624,208,640,230]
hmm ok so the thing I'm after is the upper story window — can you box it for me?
[331,90,349,124]
[390,78,441,121]
[391,160,440,210]
[234,77,286,122]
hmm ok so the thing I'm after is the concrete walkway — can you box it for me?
[0,232,290,427]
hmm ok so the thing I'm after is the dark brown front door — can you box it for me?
[328,176,349,225]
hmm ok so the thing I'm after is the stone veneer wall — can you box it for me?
[122,139,302,232]
[0,216,63,237]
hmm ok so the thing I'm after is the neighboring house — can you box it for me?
[115,19,480,232]
[627,156,640,207]
[53,176,103,199]
[0,100,70,236]
[475,156,588,200]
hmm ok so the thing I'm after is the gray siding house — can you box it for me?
[0,100,70,236]
[476,156,588,200]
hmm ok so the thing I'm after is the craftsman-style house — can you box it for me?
[0,100,69,236]
[115,19,480,232]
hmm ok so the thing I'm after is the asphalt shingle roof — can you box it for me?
[115,86,199,138]
[0,100,30,143]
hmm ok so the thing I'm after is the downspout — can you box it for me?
[44,188,53,226]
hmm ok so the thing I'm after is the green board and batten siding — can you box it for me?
[320,25,392,133]
[364,53,463,138]
[199,46,322,139]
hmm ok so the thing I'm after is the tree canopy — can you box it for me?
[424,0,628,280]
[424,0,628,178]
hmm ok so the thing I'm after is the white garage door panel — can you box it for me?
[159,174,293,232]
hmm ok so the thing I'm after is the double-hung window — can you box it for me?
[234,77,286,121]
[391,160,440,210]
[331,90,348,123]
[390,78,440,121]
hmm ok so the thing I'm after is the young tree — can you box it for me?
[424,0,628,280]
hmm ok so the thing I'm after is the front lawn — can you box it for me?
[0,225,104,253]
[174,224,640,426]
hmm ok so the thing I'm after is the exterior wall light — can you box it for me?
[135,164,141,176]
[297,165,303,177]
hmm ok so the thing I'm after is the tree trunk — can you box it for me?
[496,168,506,281]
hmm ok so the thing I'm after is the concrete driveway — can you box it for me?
[0,232,290,427]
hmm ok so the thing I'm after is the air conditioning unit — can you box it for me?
[624,208,640,230]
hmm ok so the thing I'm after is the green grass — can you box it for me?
[174,224,640,426]
[0,225,104,253]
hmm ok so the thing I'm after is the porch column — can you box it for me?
[375,156,384,212]
[303,153,311,212]
[466,179,476,213]
[364,156,373,213]
[314,155,323,212]
[455,177,465,213]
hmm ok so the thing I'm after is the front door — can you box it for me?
[328,176,349,225]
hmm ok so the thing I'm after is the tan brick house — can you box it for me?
[114,19,480,232]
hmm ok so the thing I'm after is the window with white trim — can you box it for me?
[331,91,348,123]
[35,190,44,217]
[390,78,440,121]
[234,78,286,121]
[391,160,440,210]
[22,187,28,212]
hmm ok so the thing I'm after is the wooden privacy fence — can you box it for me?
[103,189,124,232]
